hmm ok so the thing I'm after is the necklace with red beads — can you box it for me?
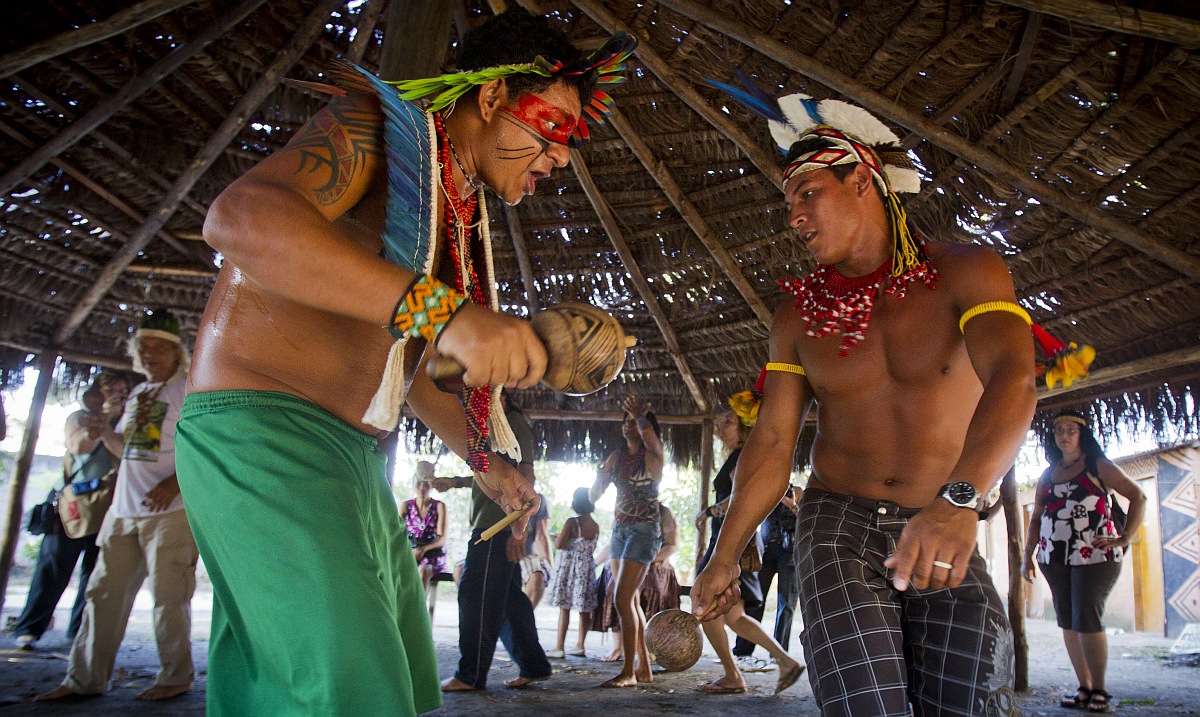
[434,111,492,471]
[778,244,938,357]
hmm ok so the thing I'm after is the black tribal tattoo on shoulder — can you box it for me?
[290,97,383,206]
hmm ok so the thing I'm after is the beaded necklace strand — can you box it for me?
[434,112,493,472]
[778,242,938,357]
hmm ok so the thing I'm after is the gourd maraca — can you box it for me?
[426,302,636,394]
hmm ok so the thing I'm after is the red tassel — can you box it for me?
[1031,323,1067,355]
[753,366,768,395]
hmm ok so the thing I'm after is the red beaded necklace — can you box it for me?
[779,245,938,357]
[434,112,492,472]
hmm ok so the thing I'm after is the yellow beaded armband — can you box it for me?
[958,301,1031,334]
[765,361,806,376]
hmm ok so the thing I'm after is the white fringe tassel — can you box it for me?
[362,337,408,431]
[488,386,520,462]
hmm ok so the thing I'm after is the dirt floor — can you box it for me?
[1,576,1197,716]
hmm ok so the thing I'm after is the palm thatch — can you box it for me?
[2,0,1198,467]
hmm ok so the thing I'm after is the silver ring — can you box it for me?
[932,560,954,570]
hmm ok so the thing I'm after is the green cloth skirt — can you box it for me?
[176,390,441,716]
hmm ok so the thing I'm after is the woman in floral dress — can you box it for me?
[1022,410,1146,713]
[403,461,448,593]
[547,488,600,658]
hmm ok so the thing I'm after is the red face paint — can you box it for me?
[498,94,578,146]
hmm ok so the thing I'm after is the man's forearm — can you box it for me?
[948,369,1037,497]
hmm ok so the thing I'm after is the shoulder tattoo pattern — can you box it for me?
[291,99,382,206]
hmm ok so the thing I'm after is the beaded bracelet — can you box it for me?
[390,275,466,342]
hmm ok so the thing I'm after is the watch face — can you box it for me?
[945,481,977,506]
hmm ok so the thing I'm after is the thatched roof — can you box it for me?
[2,0,1198,466]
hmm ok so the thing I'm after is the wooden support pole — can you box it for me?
[0,352,56,616]
[571,149,710,412]
[53,0,343,346]
[571,0,784,189]
[1000,0,1200,49]
[378,0,454,81]
[696,417,714,576]
[1000,466,1029,691]
[504,204,541,314]
[654,0,1200,280]
[347,0,387,65]
[0,0,266,196]
[0,0,198,77]
[607,107,773,328]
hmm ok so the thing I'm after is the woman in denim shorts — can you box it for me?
[590,396,663,688]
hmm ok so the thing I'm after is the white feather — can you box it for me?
[771,93,817,151]
[885,166,922,194]
[814,99,900,148]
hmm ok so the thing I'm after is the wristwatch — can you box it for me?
[937,481,988,512]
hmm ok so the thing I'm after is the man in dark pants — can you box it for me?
[13,375,128,649]
[434,401,551,691]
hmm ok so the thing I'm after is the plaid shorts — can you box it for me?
[795,489,1021,717]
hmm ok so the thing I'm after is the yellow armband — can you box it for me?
[958,301,1031,334]
[765,361,806,376]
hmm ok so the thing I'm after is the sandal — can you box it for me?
[695,679,746,694]
[1061,686,1091,709]
[1087,689,1113,713]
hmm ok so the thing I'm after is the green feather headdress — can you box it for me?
[389,32,636,147]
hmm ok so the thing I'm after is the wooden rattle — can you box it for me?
[427,302,636,394]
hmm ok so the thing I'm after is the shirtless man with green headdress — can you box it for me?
[691,83,1037,716]
[149,9,632,716]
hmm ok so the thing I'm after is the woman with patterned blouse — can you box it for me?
[1022,410,1147,714]
[403,461,448,594]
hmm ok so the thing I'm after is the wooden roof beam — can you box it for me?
[571,149,710,412]
[655,0,1200,280]
[1037,345,1200,402]
[908,34,1120,198]
[881,5,1003,98]
[607,107,773,327]
[347,0,386,65]
[53,0,344,346]
[571,0,784,190]
[524,408,705,424]
[0,340,131,371]
[9,78,209,221]
[998,11,1042,116]
[0,0,266,196]
[503,204,541,314]
[1001,0,1200,49]
[0,0,199,77]
[0,118,205,264]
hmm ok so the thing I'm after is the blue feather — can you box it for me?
[349,65,433,276]
[704,76,784,124]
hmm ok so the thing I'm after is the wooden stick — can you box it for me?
[475,501,533,544]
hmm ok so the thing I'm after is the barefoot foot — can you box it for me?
[441,677,479,692]
[136,683,191,701]
[504,675,550,689]
[775,659,805,695]
[600,674,638,688]
[600,649,622,662]
[35,685,99,701]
